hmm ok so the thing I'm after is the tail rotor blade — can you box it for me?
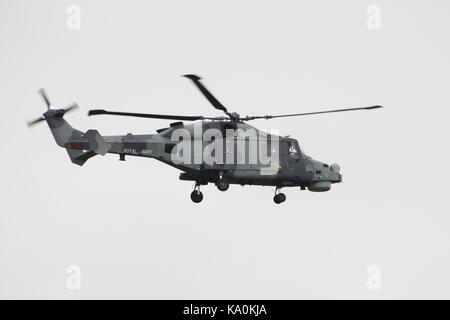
[28,89,80,128]
[38,88,51,109]
[64,103,79,113]
[27,117,45,127]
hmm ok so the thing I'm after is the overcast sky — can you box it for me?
[1,0,450,299]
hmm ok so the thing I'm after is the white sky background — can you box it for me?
[1,0,449,299]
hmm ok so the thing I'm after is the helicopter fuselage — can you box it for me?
[93,120,342,191]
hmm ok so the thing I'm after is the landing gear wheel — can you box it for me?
[216,179,229,192]
[273,192,286,204]
[190,190,203,203]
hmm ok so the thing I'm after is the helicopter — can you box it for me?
[27,74,382,204]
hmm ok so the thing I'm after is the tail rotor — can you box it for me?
[39,88,51,110]
[27,88,79,127]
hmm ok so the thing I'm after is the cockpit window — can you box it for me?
[298,143,310,159]
[287,140,300,159]
[288,143,298,154]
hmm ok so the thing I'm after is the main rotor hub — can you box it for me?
[228,112,240,121]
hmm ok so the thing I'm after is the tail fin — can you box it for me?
[27,89,110,166]
[44,109,84,147]
[44,110,110,166]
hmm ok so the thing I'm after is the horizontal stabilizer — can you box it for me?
[85,129,109,155]
[67,149,97,166]
[66,129,110,166]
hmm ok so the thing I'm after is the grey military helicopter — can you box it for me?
[27,74,382,204]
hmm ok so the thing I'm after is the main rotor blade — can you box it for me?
[27,117,45,127]
[88,109,207,121]
[242,105,383,121]
[38,88,51,109]
[183,74,229,115]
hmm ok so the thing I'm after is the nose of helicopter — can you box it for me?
[330,163,342,183]
[307,161,342,191]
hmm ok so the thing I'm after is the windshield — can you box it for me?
[297,142,311,159]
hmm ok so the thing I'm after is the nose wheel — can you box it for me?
[216,179,229,192]
[273,187,286,204]
[190,183,203,203]
[215,172,229,192]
